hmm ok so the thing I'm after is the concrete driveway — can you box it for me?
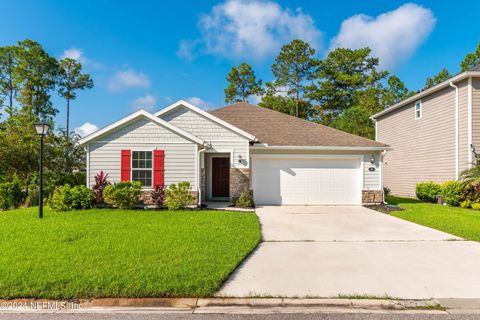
[218,206,480,299]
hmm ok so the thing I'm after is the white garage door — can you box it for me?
[252,157,362,205]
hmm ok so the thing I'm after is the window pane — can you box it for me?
[132,152,139,160]
[132,170,152,187]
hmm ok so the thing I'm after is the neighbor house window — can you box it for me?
[415,100,422,120]
[132,151,152,187]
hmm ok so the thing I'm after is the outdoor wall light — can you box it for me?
[370,155,375,164]
[238,155,243,163]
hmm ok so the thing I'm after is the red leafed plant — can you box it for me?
[150,184,166,208]
[93,171,110,204]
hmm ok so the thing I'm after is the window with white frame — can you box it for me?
[132,151,153,187]
[415,100,422,120]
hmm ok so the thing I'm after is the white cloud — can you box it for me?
[185,97,214,109]
[179,0,322,61]
[177,40,199,62]
[60,47,102,69]
[329,3,436,69]
[74,122,99,137]
[108,69,150,91]
[130,94,157,111]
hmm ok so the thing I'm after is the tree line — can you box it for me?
[224,39,480,139]
[0,39,93,195]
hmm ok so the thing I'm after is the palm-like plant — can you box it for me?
[93,171,110,204]
[459,162,480,201]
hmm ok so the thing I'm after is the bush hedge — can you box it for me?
[0,178,25,210]
[164,182,194,210]
[103,181,142,209]
[416,182,442,203]
[49,184,94,212]
[441,181,463,206]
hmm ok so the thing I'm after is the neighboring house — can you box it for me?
[372,66,480,197]
[79,100,389,205]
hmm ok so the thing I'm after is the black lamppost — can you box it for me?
[34,122,50,219]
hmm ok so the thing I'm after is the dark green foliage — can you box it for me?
[103,181,142,209]
[0,177,25,210]
[235,191,254,208]
[440,181,463,206]
[57,58,94,137]
[165,182,194,210]
[48,184,94,212]
[331,105,376,140]
[416,182,442,203]
[425,68,452,89]
[460,41,480,72]
[383,187,391,197]
[224,63,263,103]
[270,39,318,117]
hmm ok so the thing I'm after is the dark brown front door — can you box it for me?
[212,157,230,198]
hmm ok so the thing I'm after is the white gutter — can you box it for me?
[450,82,459,180]
[250,145,391,151]
[468,77,473,166]
[197,144,208,207]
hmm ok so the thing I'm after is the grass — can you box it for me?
[0,207,261,299]
[387,196,480,241]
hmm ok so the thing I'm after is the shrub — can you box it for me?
[103,181,142,209]
[150,185,166,208]
[0,177,26,210]
[460,200,472,209]
[441,181,463,206]
[416,182,442,203]
[92,171,110,204]
[461,180,480,202]
[472,203,480,210]
[49,184,94,212]
[165,182,194,210]
[235,191,254,208]
[383,187,391,197]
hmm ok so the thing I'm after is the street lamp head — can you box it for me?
[34,122,50,136]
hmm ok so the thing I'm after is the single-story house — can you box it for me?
[372,65,480,197]
[79,100,389,205]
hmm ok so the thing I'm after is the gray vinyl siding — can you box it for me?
[250,149,382,190]
[472,79,480,153]
[161,106,245,141]
[376,80,469,197]
[161,106,251,169]
[86,117,197,189]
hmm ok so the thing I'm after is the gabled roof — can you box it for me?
[154,100,256,141]
[78,109,205,145]
[210,102,388,149]
[372,66,480,120]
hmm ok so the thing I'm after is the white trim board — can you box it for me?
[154,100,256,141]
[79,109,205,145]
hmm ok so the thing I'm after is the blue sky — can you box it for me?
[2,0,480,136]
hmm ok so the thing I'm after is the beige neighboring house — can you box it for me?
[372,65,480,197]
[80,100,389,206]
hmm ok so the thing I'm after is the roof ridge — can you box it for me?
[213,102,382,145]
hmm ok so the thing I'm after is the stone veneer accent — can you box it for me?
[362,190,383,204]
[140,190,198,206]
[229,168,250,201]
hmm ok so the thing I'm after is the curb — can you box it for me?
[0,297,446,312]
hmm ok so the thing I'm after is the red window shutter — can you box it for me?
[121,150,131,181]
[153,150,165,188]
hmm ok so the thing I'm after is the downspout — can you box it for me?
[381,149,387,204]
[450,82,459,180]
[197,143,208,207]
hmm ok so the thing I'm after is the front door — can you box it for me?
[212,157,230,198]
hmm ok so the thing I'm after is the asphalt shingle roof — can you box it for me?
[210,102,388,148]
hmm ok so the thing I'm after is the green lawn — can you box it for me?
[0,207,261,299]
[387,196,480,241]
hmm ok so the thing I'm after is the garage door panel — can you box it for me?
[253,157,361,205]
